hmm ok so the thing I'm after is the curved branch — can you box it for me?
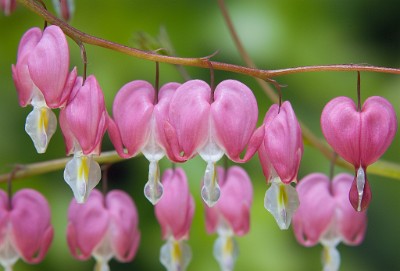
[0,151,124,183]
[17,0,400,80]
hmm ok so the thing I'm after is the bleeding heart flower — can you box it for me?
[67,189,140,271]
[155,168,194,271]
[0,189,54,271]
[293,173,367,271]
[165,79,263,207]
[60,75,107,203]
[321,96,397,211]
[52,0,74,21]
[204,166,253,271]
[108,81,180,204]
[12,25,77,153]
[258,101,303,230]
[0,0,16,15]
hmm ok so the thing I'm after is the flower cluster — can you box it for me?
[9,22,398,271]
[13,26,107,204]
[67,189,140,271]
[154,167,195,271]
[204,166,253,271]
[0,189,53,271]
[293,173,367,271]
[321,96,397,211]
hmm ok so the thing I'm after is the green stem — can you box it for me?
[0,151,123,183]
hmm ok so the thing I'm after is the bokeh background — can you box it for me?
[1,0,400,270]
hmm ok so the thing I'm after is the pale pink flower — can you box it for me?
[155,168,194,271]
[165,79,263,207]
[204,166,253,271]
[0,189,54,271]
[67,189,140,271]
[258,101,303,229]
[321,96,397,211]
[12,26,77,153]
[52,0,74,21]
[293,173,367,271]
[60,75,107,203]
[0,0,16,15]
[108,81,180,204]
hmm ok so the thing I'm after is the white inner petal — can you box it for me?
[93,229,113,271]
[201,161,221,207]
[213,232,238,271]
[0,223,20,271]
[160,237,192,271]
[264,178,299,230]
[144,160,163,205]
[356,167,366,212]
[64,154,101,203]
[25,106,57,154]
[321,244,341,271]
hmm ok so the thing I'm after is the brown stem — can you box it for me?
[79,41,87,82]
[217,0,375,174]
[357,71,361,111]
[17,0,400,81]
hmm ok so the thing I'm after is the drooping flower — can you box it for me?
[12,25,77,153]
[52,0,74,21]
[204,166,253,271]
[321,96,397,211]
[165,79,263,207]
[0,189,54,271]
[0,0,16,16]
[257,101,303,230]
[154,168,195,271]
[60,75,107,203]
[108,81,180,204]
[293,173,367,271]
[67,189,140,271]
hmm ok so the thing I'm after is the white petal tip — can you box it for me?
[264,181,299,230]
[64,155,101,203]
[25,107,57,154]
[201,184,221,207]
[213,235,239,271]
[160,239,192,271]
[144,181,163,205]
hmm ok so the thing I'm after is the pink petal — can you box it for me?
[154,82,181,156]
[67,190,109,260]
[348,170,372,212]
[0,190,9,246]
[107,114,131,159]
[60,76,107,155]
[211,80,259,162]
[332,173,367,245]
[167,80,211,161]
[321,97,361,166]
[1,0,17,16]
[292,174,336,247]
[110,80,155,157]
[106,190,140,262]
[12,27,42,107]
[209,166,253,236]
[59,105,75,155]
[10,189,54,263]
[262,102,303,184]
[155,168,195,240]
[359,96,397,166]
[28,25,72,108]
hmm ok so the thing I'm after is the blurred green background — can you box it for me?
[1,0,400,270]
